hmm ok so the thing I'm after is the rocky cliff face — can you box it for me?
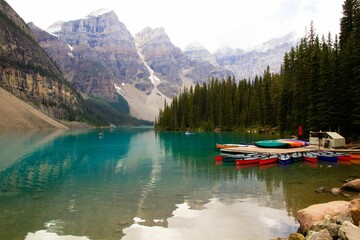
[52,10,152,101]
[135,27,233,98]
[0,0,81,120]
[32,12,233,121]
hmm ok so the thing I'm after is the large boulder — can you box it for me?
[296,201,351,232]
[341,179,360,191]
[338,221,360,240]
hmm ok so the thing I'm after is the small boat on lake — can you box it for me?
[259,154,278,165]
[303,152,318,163]
[278,154,291,165]
[318,152,338,162]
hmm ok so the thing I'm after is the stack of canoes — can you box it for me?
[254,139,308,148]
[215,141,357,166]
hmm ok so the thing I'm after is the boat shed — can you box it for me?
[309,131,345,148]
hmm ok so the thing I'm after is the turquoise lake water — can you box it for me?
[0,128,359,240]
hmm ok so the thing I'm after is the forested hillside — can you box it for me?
[155,0,360,138]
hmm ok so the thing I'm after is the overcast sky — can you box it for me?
[6,0,343,52]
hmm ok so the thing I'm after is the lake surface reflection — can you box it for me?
[0,128,359,240]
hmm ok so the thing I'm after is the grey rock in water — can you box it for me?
[331,187,343,195]
[315,187,327,193]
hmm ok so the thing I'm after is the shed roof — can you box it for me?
[326,132,344,139]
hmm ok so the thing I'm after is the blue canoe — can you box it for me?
[318,152,338,162]
[278,154,292,165]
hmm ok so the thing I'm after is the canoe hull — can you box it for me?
[278,154,291,165]
[235,158,259,165]
[259,155,278,165]
[318,155,338,162]
[304,156,318,163]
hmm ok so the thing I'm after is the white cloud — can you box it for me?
[6,0,343,52]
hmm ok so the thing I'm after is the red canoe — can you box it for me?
[303,152,318,163]
[235,157,259,165]
[259,154,278,165]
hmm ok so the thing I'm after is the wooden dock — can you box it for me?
[220,145,360,154]
[220,145,318,154]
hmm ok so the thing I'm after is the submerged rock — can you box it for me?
[341,179,360,192]
[330,188,343,195]
[315,187,327,193]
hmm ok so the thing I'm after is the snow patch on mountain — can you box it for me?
[135,45,161,87]
[87,9,112,18]
[253,33,298,52]
[45,20,64,34]
[114,83,125,97]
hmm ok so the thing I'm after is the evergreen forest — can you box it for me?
[155,0,360,138]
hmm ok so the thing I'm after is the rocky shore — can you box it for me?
[285,179,360,240]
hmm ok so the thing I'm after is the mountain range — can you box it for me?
[0,2,298,126]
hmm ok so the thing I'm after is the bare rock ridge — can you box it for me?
[0,0,83,124]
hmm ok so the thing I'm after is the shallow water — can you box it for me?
[0,128,359,240]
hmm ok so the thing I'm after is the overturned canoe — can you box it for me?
[254,139,304,148]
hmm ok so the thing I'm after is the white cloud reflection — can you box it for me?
[123,198,299,240]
